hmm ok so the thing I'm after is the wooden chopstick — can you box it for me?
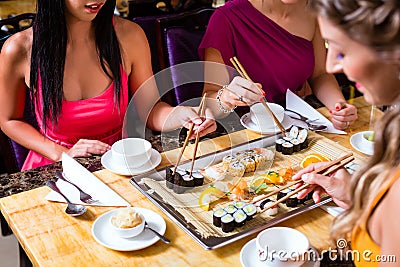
[189,96,207,177]
[258,153,354,213]
[173,93,207,174]
[252,152,354,205]
[230,56,287,136]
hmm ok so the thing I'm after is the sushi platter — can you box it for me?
[130,131,366,250]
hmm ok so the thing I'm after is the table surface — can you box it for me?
[0,97,373,267]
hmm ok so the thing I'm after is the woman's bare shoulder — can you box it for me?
[0,28,32,63]
[113,16,147,45]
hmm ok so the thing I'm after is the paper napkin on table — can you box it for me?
[320,204,345,217]
[286,90,346,135]
[45,153,130,206]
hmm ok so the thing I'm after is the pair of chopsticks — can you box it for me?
[173,93,207,177]
[229,56,287,137]
[254,152,354,213]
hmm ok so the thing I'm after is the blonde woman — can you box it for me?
[293,0,400,265]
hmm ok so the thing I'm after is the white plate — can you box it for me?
[240,113,293,134]
[350,132,373,156]
[240,238,320,267]
[101,148,161,176]
[92,207,166,251]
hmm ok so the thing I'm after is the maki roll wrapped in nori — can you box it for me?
[282,142,294,155]
[182,174,195,188]
[277,188,292,203]
[165,167,175,189]
[275,138,285,152]
[213,208,227,227]
[286,194,299,207]
[233,209,247,227]
[191,171,204,186]
[224,205,238,215]
[233,201,246,210]
[298,129,309,149]
[290,139,301,152]
[221,214,235,233]
[243,203,257,220]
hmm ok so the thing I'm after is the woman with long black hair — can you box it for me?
[0,0,216,170]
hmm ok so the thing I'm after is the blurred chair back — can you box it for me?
[156,8,214,105]
[128,0,173,19]
[0,13,37,174]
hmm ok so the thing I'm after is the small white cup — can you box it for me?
[110,208,145,239]
[256,227,309,267]
[250,103,285,131]
[361,131,374,153]
[111,138,152,169]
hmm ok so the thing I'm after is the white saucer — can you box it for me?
[240,113,292,134]
[240,238,320,267]
[92,207,166,251]
[101,148,161,176]
[350,132,373,156]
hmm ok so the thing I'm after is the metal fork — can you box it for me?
[55,171,99,204]
[285,109,319,123]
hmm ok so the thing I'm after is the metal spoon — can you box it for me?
[144,221,170,244]
[46,180,87,216]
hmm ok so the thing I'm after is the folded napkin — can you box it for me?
[319,204,345,217]
[286,90,346,135]
[45,153,130,206]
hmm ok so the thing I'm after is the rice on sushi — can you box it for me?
[253,154,268,170]
[275,138,285,152]
[282,142,294,155]
[233,201,246,210]
[258,199,278,216]
[242,203,257,220]
[289,125,299,139]
[222,155,238,170]
[224,205,238,215]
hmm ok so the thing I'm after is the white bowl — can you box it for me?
[250,103,285,131]
[361,131,374,154]
[111,138,152,169]
[256,227,309,267]
[110,208,145,239]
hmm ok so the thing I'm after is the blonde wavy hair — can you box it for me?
[310,0,400,244]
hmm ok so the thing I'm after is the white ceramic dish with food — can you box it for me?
[241,113,292,134]
[350,131,374,156]
[92,207,166,251]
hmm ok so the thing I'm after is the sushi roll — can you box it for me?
[213,208,227,227]
[221,214,235,233]
[253,154,268,170]
[286,194,299,208]
[259,199,278,216]
[281,142,294,155]
[222,155,238,170]
[233,201,246,210]
[275,139,285,152]
[240,156,256,173]
[165,167,175,189]
[173,172,185,194]
[182,174,195,188]
[290,126,299,139]
[224,205,238,215]
[233,209,247,227]
[191,171,204,186]
[243,203,257,220]
[298,129,309,149]
[277,188,292,203]
[290,139,301,152]
[241,149,256,157]
[227,161,246,177]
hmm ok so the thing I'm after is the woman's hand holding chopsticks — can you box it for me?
[219,76,264,107]
[293,161,352,209]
